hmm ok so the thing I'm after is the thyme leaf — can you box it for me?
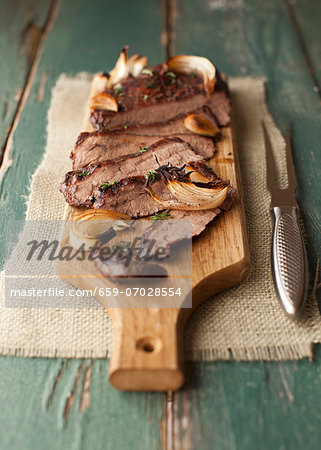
[144,170,158,182]
[114,84,122,94]
[150,210,172,221]
[100,180,118,191]
[77,171,89,178]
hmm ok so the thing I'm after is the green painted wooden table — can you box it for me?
[0,0,320,448]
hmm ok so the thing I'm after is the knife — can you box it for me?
[262,122,308,316]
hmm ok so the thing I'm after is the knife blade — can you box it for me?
[262,122,308,316]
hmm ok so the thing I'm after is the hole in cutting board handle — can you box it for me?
[136,336,162,353]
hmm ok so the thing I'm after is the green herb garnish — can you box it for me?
[143,94,149,101]
[132,146,149,157]
[165,71,176,78]
[77,171,89,178]
[114,84,122,94]
[124,125,128,130]
[100,180,118,191]
[189,72,197,78]
[150,210,172,221]
[142,68,153,76]
[144,170,158,182]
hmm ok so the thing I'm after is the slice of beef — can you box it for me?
[92,172,236,218]
[60,138,202,208]
[91,94,208,132]
[90,65,208,131]
[206,90,231,127]
[92,199,236,280]
[72,132,171,169]
[140,209,219,248]
[140,186,237,247]
[119,87,231,131]
[119,109,214,136]
[93,176,165,217]
[90,69,231,131]
[72,128,215,169]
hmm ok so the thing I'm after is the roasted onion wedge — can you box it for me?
[90,93,118,112]
[185,164,213,183]
[91,73,110,96]
[184,114,220,137]
[108,46,129,87]
[128,54,148,77]
[146,180,228,211]
[90,48,148,109]
[145,163,229,210]
[167,55,216,99]
[70,209,131,251]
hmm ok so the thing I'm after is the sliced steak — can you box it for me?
[72,128,215,169]
[60,138,202,208]
[206,90,231,127]
[140,209,219,248]
[139,186,237,248]
[72,132,172,169]
[92,171,236,218]
[93,176,165,217]
[120,87,231,131]
[90,68,231,131]
[90,66,207,131]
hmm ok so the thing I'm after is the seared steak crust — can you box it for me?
[90,67,231,131]
[93,176,236,218]
[71,128,216,169]
[61,138,202,209]
[60,56,236,238]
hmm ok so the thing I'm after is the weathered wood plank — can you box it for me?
[288,0,321,94]
[174,0,321,291]
[174,350,321,450]
[0,0,52,158]
[0,358,164,450]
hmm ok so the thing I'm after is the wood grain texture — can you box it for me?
[0,0,52,163]
[0,0,321,447]
[286,0,321,95]
[172,348,321,450]
[0,357,164,450]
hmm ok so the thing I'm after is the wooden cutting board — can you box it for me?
[55,82,250,392]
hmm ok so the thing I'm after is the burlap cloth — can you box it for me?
[0,74,320,360]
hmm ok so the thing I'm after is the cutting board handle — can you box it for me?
[108,308,185,391]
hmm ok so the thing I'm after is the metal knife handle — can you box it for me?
[271,206,308,315]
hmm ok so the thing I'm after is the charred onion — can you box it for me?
[145,165,228,210]
[167,55,216,99]
[184,114,220,137]
[70,209,131,251]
